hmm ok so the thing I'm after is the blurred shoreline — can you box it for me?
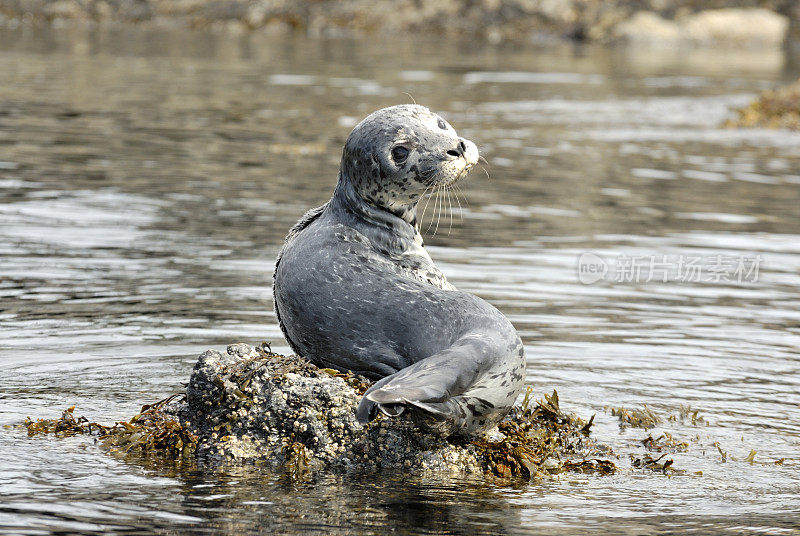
[1,0,799,50]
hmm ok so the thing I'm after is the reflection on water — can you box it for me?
[1,26,799,534]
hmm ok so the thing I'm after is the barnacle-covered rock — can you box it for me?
[176,343,486,473]
[169,343,614,477]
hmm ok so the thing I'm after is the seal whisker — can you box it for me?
[431,184,443,234]
[453,181,470,210]
[446,184,454,236]
[442,184,450,236]
[434,184,444,235]
[451,182,464,222]
[432,184,444,236]
[478,155,492,182]
[414,184,430,232]
[436,184,446,237]
[425,186,435,233]
[419,183,436,230]
[426,184,439,233]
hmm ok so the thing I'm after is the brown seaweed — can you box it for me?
[610,405,662,429]
[282,435,311,477]
[714,442,728,463]
[25,395,197,457]
[25,406,111,437]
[669,405,705,426]
[725,78,800,130]
[472,388,615,479]
[631,453,680,474]
[641,433,689,453]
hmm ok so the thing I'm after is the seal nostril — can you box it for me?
[447,141,466,158]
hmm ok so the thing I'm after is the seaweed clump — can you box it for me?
[473,389,615,479]
[25,395,197,457]
[102,394,197,456]
[641,432,688,453]
[25,406,109,437]
[725,78,800,130]
[610,405,663,429]
[631,453,677,474]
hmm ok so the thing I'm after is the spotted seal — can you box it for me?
[273,105,526,437]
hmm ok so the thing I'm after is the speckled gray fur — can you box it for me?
[273,105,526,437]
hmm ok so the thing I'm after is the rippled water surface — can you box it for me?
[1,27,799,535]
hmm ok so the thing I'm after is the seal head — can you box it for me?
[273,105,525,437]
[341,105,479,226]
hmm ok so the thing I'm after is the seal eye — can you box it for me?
[391,146,410,163]
[437,118,447,130]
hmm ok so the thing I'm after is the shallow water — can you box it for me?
[1,26,799,535]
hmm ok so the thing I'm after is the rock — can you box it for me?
[684,8,788,48]
[613,11,681,45]
[167,343,612,477]
[22,342,614,479]
[178,343,487,472]
[614,8,789,48]
[1,0,796,50]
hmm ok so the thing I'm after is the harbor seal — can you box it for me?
[273,104,526,437]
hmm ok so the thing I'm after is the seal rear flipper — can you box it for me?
[364,384,449,405]
[355,394,460,436]
[354,335,499,424]
[355,397,405,423]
